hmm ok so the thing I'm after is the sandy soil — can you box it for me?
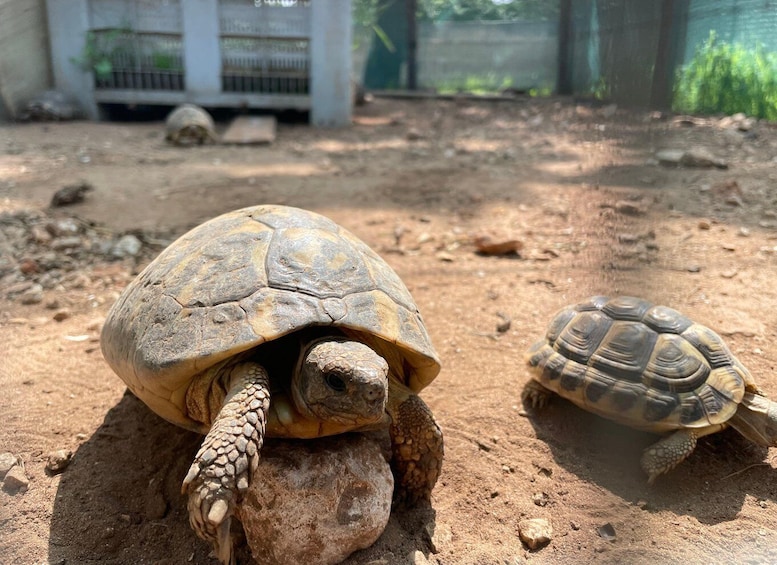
[2,97,777,565]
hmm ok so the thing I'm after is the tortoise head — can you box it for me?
[292,338,389,426]
[730,392,777,446]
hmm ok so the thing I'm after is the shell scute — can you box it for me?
[681,324,734,368]
[589,321,658,383]
[555,310,612,364]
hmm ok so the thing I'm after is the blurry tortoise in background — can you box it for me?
[165,103,218,145]
[100,205,443,564]
[525,295,777,484]
[21,90,82,121]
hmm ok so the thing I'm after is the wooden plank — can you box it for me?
[221,115,277,144]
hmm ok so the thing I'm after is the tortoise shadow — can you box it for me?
[48,390,436,565]
[521,387,777,526]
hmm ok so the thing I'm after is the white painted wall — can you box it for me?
[0,0,52,119]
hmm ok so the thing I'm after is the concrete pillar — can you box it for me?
[310,0,352,127]
[45,0,98,119]
[181,0,221,98]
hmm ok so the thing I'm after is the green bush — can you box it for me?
[673,32,777,120]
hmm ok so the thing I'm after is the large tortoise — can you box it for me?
[101,205,443,564]
[525,296,777,483]
[165,103,218,145]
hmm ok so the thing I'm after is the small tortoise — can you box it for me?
[165,103,218,145]
[22,90,82,121]
[101,205,443,564]
[525,296,777,483]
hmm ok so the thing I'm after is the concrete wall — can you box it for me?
[0,0,51,119]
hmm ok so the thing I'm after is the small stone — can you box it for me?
[681,148,728,169]
[614,201,646,216]
[518,518,552,550]
[50,236,83,250]
[474,235,523,256]
[697,219,711,230]
[686,264,702,273]
[597,522,617,541]
[19,258,39,274]
[52,309,71,322]
[20,284,44,305]
[3,464,29,493]
[532,492,549,507]
[436,251,455,262]
[655,149,685,166]
[570,521,581,531]
[0,452,19,479]
[31,225,53,244]
[50,181,93,207]
[409,550,430,565]
[45,449,72,475]
[110,234,142,258]
[406,128,424,141]
[424,522,452,554]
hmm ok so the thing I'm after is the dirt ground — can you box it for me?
[2,96,777,565]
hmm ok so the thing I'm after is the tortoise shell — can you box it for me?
[527,296,759,432]
[101,205,440,431]
[165,104,217,144]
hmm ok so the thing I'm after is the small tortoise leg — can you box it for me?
[388,388,444,508]
[182,363,270,565]
[640,424,725,484]
[521,379,554,409]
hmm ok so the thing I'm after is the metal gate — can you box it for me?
[219,0,311,95]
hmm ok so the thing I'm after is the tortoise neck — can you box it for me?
[729,392,777,446]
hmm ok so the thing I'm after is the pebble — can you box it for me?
[2,464,29,493]
[597,522,617,541]
[614,201,646,216]
[518,518,552,550]
[408,550,430,565]
[50,236,83,251]
[424,522,452,554]
[697,219,711,230]
[20,284,44,305]
[0,452,19,478]
[45,449,72,475]
[110,234,142,258]
[52,309,71,322]
[532,492,549,507]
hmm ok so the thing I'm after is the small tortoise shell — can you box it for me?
[527,296,758,432]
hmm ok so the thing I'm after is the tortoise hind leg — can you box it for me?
[387,382,444,507]
[640,424,725,484]
[182,363,270,564]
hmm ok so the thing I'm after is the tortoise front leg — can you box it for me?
[387,382,444,507]
[640,424,725,484]
[182,362,270,565]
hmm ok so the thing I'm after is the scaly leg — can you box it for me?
[388,384,444,508]
[182,363,270,564]
[640,425,724,484]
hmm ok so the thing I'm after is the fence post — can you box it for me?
[556,0,572,95]
[650,0,689,110]
[45,0,98,119]
[310,0,352,127]
[181,0,221,98]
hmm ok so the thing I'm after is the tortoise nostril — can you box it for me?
[364,383,385,403]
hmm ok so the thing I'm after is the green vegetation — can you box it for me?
[673,32,777,120]
[71,30,124,79]
[433,74,513,94]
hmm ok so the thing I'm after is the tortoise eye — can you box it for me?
[325,372,347,392]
